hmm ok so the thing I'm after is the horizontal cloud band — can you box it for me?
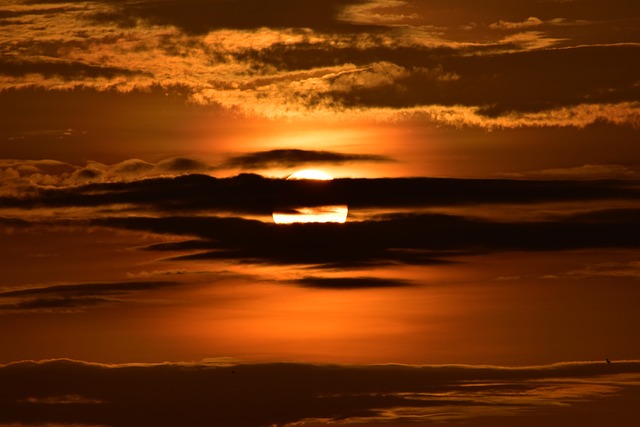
[1,359,639,427]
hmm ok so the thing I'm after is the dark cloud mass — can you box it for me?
[0,58,141,80]
[0,359,639,427]
[98,209,640,268]
[292,276,413,289]
[94,0,375,33]
[3,173,639,213]
[2,173,640,267]
[223,149,392,169]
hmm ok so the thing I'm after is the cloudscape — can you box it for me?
[1,0,639,426]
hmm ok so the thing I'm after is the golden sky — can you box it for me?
[1,1,640,426]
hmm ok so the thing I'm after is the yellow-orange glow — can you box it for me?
[287,169,334,180]
[273,205,349,224]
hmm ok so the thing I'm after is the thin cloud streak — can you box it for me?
[0,280,181,312]
[289,276,413,289]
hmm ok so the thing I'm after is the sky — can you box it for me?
[1,0,640,426]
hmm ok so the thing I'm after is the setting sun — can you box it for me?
[273,169,348,224]
[287,169,334,180]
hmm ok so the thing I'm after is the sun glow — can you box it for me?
[272,205,349,224]
[287,169,334,180]
[273,169,348,224]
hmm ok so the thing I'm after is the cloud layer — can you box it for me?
[2,173,639,269]
[2,0,639,126]
[1,359,639,427]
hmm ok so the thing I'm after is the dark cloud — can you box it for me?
[291,276,412,289]
[3,173,640,268]
[1,359,639,427]
[0,5,83,19]
[69,167,103,183]
[0,280,180,298]
[0,58,141,80]
[223,149,392,169]
[88,0,378,34]
[0,297,112,311]
[290,45,639,114]
[156,157,210,172]
[100,208,640,268]
[0,280,181,312]
[0,217,31,229]
[3,174,639,215]
[563,208,640,224]
[6,0,640,122]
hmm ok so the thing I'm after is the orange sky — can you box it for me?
[1,1,640,426]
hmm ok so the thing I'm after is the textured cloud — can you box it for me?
[0,157,214,197]
[490,16,544,30]
[564,260,640,280]
[0,57,142,80]
[0,359,639,427]
[2,0,638,127]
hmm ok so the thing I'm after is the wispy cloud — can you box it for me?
[0,280,181,312]
[490,16,545,30]
[499,164,640,180]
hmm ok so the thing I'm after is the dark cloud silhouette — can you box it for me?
[157,157,210,172]
[0,280,180,298]
[3,174,639,215]
[0,281,181,312]
[0,217,31,229]
[87,0,378,34]
[0,5,84,19]
[0,58,141,80]
[223,149,392,169]
[0,297,112,311]
[292,276,413,289]
[99,208,640,268]
[2,173,639,268]
[1,359,639,427]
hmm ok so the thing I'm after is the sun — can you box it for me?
[287,169,334,180]
[272,169,348,224]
